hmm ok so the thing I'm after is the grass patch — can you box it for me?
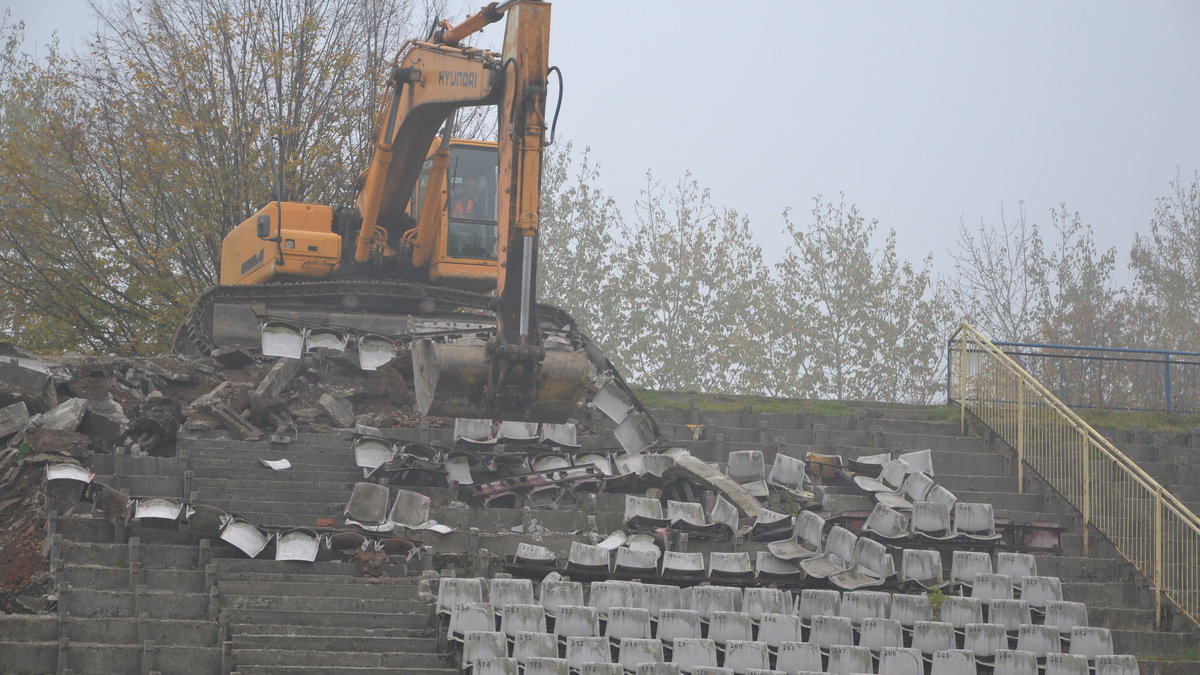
[633,389,854,415]
[1075,409,1200,434]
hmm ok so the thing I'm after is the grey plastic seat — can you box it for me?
[858,616,904,651]
[941,596,984,631]
[656,609,702,645]
[854,458,912,493]
[889,592,932,631]
[450,602,496,643]
[912,621,957,659]
[463,631,509,673]
[799,526,856,579]
[662,551,706,579]
[950,551,992,591]
[878,647,925,675]
[626,495,670,529]
[454,418,494,444]
[569,542,613,573]
[498,420,538,441]
[809,614,854,653]
[474,656,520,675]
[542,580,586,619]
[618,638,665,673]
[514,543,557,570]
[827,645,874,675]
[687,585,743,623]
[742,588,787,622]
[541,422,579,447]
[555,605,601,640]
[500,604,547,640]
[1095,655,1141,675]
[637,664,682,675]
[993,649,1039,675]
[1044,601,1088,635]
[876,470,935,510]
[727,450,769,498]
[1068,626,1114,660]
[1045,653,1089,675]
[898,449,934,476]
[690,668,734,675]
[388,488,432,529]
[954,503,1002,540]
[741,670,785,675]
[776,642,823,673]
[438,577,485,616]
[523,657,570,675]
[996,552,1038,588]
[581,664,624,675]
[988,599,1031,634]
[638,584,683,620]
[839,590,891,628]
[722,640,770,673]
[514,631,560,661]
[767,510,826,560]
[755,550,801,581]
[963,623,1007,664]
[1020,576,1063,613]
[566,636,613,669]
[616,547,661,576]
[592,581,637,619]
[709,496,740,533]
[1015,624,1062,658]
[668,500,713,530]
[900,548,947,590]
[912,501,956,540]
[925,484,958,508]
[670,637,717,672]
[606,606,653,643]
[795,589,841,632]
[707,611,753,648]
[930,649,977,675]
[491,578,537,614]
[861,503,911,540]
[708,552,754,583]
[768,452,809,493]
[971,573,1014,603]
[756,613,802,652]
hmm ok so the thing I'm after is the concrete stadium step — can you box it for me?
[187,465,366,482]
[1063,581,1156,610]
[231,623,431,639]
[217,580,420,601]
[59,540,204,569]
[89,455,186,476]
[0,615,57,641]
[213,571,421,587]
[91,473,185,497]
[53,514,195,544]
[60,587,210,620]
[5,640,222,675]
[231,667,455,675]
[231,648,452,669]
[219,608,431,629]
[187,457,363,473]
[218,592,426,615]
[60,562,206,593]
[51,616,218,646]
[208,558,408,577]
[232,634,437,653]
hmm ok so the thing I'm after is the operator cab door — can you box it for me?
[430,142,499,287]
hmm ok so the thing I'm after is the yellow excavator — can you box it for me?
[176,1,653,442]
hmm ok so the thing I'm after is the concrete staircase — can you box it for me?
[1,402,1197,674]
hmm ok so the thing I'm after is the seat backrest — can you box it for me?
[590,581,634,615]
[955,502,997,535]
[727,450,766,483]
[827,645,873,675]
[950,551,992,586]
[1068,626,1114,659]
[756,550,800,577]
[625,495,665,522]
[963,623,1007,658]
[1015,624,1062,657]
[840,590,891,626]
[796,589,841,624]
[500,604,547,637]
[993,649,1040,675]
[878,458,913,488]
[638,584,682,618]
[925,484,957,507]
[797,510,826,548]
[473,656,519,675]
[708,551,753,576]
[757,612,802,647]
[722,640,770,672]
[605,606,652,640]
[617,638,664,672]
[864,503,910,538]
[809,614,854,647]
[911,621,956,655]
[661,550,705,575]
[707,610,753,644]
[667,500,708,527]
[1021,576,1063,609]
[656,609,702,642]
[877,647,925,675]
[521,657,569,675]
[568,542,612,571]
[742,588,787,620]
[1094,655,1140,675]
[889,592,932,627]
[900,549,944,586]
[635,663,682,675]
[826,526,858,562]
[898,449,934,475]
[565,636,612,668]
[901,471,936,501]
[541,580,584,614]
[554,605,600,638]
[709,495,739,531]
[912,501,952,534]
[1044,601,1088,634]
[513,632,558,660]
[776,641,823,672]
[988,599,1031,632]
[858,617,903,650]
[1045,652,1090,675]
[940,596,983,629]
[996,552,1038,583]
[463,631,508,665]
[768,452,807,489]
[930,649,977,675]
[971,573,1014,602]
[438,577,484,614]
[615,547,659,573]
[669,638,717,670]
[491,578,535,610]
[578,664,623,675]
[688,585,743,619]
[449,602,495,639]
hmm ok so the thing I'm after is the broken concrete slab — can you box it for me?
[24,428,91,457]
[37,398,88,432]
[254,358,303,399]
[0,357,57,413]
[79,396,130,452]
[0,402,29,439]
[319,393,355,428]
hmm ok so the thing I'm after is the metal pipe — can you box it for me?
[518,235,533,339]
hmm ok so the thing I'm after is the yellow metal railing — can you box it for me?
[949,322,1200,627]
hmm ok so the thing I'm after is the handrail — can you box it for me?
[949,322,1200,628]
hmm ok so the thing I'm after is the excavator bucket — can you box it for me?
[411,339,591,423]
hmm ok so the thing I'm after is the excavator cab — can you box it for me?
[411,140,500,289]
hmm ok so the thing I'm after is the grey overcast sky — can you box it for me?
[8,0,1200,274]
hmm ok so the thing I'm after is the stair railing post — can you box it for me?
[1017,380,1026,494]
[959,330,968,435]
[1081,429,1090,557]
[1154,486,1164,630]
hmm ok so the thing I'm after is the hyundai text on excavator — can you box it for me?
[174,1,656,447]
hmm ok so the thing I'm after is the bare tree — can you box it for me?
[950,203,1040,342]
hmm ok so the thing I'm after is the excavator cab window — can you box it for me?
[446,145,498,261]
